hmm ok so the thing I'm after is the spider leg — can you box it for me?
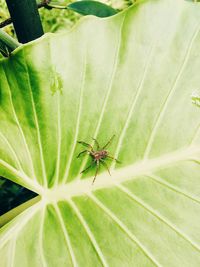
[102,135,115,149]
[92,160,99,184]
[77,150,90,158]
[100,159,111,176]
[107,155,121,163]
[80,160,95,174]
[77,141,94,151]
[92,138,100,150]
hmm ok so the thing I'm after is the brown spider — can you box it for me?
[77,135,120,184]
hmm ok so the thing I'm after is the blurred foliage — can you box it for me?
[0,178,37,215]
[38,1,81,33]
[0,0,15,36]
[0,0,131,35]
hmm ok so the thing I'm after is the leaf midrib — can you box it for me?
[42,145,200,200]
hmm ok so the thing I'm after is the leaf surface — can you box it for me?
[0,0,200,266]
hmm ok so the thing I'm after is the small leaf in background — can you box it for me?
[47,1,68,9]
[68,1,117,17]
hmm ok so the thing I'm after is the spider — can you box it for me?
[77,135,120,184]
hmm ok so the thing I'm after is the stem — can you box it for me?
[0,18,12,28]
[5,0,44,43]
[38,0,51,8]
[0,28,20,51]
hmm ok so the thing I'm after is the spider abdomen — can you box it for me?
[93,150,108,160]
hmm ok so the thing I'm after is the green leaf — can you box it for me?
[45,0,118,17]
[0,0,200,266]
[68,1,117,17]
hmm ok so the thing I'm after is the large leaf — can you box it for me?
[0,0,200,266]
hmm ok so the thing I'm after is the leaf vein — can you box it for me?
[8,235,16,267]
[78,12,127,177]
[143,24,200,160]
[53,203,78,267]
[62,52,87,184]
[147,173,200,205]
[0,159,43,194]
[112,43,155,169]
[89,193,161,267]
[23,50,48,187]
[0,203,41,250]
[0,131,23,172]
[68,199,109,267]
[39,207,48,267]
[2,64,37,181]
[117,184,200,252]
